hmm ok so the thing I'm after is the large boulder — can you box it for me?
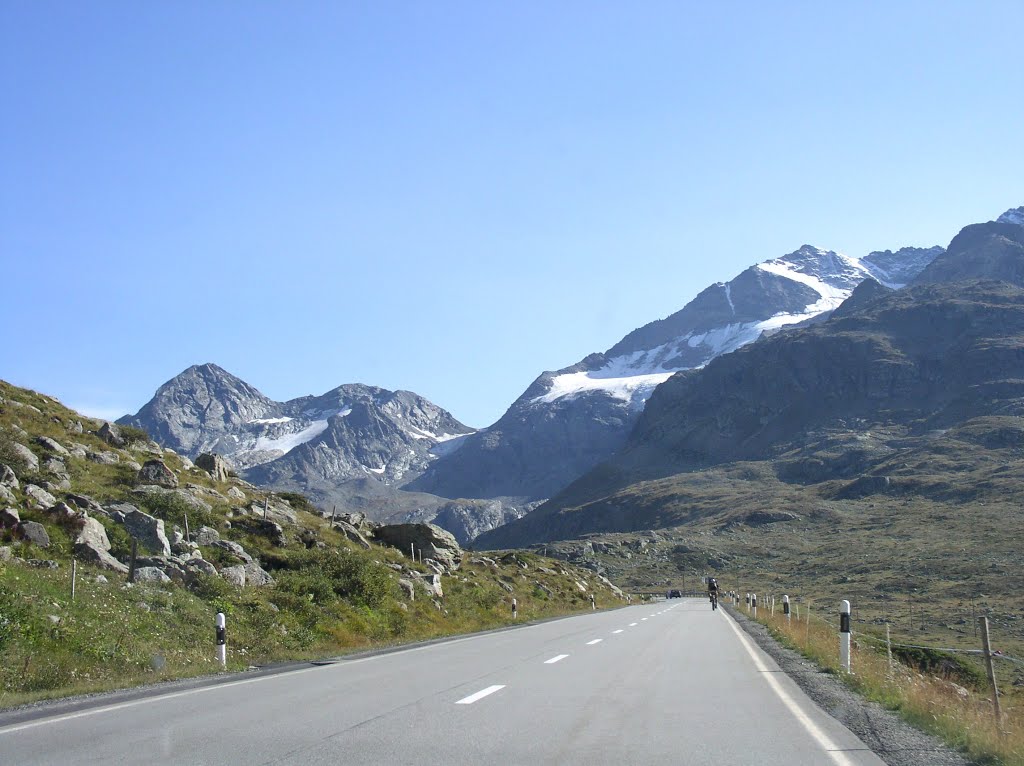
[373,523,462,571]
[18,521,50,548]
[0,485,15,505]
[134,567,171,585]
[74,517,129,574]
[209,539,253,564]
[0,507,21,528]
[334,520,372,550]
[220,565,246,587]
[194,525,220,546]
[137,460,178,489]
[87,450,120,465]
[242,562,274,587]
[195,453,231,482]
[108,503,171,557]
[97,421,127,448]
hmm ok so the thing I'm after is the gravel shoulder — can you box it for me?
[726,604,976,766]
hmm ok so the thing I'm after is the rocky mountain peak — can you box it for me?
[996,206,1024,226]
[912,215,1024,288]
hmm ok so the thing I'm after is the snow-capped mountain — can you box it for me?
[120,363,474,487]
[405,243,943,503]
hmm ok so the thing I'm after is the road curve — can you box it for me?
[0,599,885,765]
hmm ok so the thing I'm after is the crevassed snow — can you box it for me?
[250,416,293,425]
[253,420,329,453]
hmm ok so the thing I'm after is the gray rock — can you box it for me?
[124,460,142,471]
[26,558,59,568]
[98,421,127,447]
[247,499,296,525]
[44,501,82,527]
[414,572,444,598]
[94,574,108,583]
[253,519,286,546]
[11,443,39,472]
[25,484,57,510]
[35,436,70,457]
[210,539,253,564]
[0,507,21,528]
[69,421,84,435]
[0,464,19,489]
[87,450,120,465]
[241,562,274,587]
[220,565,246,587]
[131,485,212,514]
[398,578,416,600]
[65,493,106,515]
[19,521,50,548]
[110,505,171,557]
[137,460,178,489]
[194,525,220,546]
[0,546,13,562]
[196,453,231,482]
[334,520,372,550]
[226,486,246,501]
[74,517,129,574]
[184,558,218,577]
[134,566,171,584]
[373,523,462,571]
[0,485,15,505]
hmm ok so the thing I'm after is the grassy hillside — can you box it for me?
[0,380,625,709]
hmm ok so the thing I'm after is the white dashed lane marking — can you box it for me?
[544,655,569,665]
[586,639,603,645]
[456,685,506,705]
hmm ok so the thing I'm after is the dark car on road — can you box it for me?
[667,589,682,598]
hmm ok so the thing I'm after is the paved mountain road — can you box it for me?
[0,600,885,765]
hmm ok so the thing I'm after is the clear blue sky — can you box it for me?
[2,2,1022,428]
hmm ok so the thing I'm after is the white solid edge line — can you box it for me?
[721,612,861,766]
[586,639,603,645]
[456,685,506,705]
[544,654,569,664]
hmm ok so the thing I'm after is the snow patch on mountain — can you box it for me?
[253,420,330,453]
[998,207,1024,226]
[534,369,675,407]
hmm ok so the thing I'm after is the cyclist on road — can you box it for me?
[707,577,720,609]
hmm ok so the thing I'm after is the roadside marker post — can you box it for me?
[512,598,517,620]
[216,612,227,670]
[745,593,750,612]
[771,596,775,617]
[590,593,596,611]
[71,559,77,601]
[752,593,757,619]
[783,595,790,625]
[840,600,851,673]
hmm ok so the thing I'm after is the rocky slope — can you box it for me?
[407,244,942,504]
[475,209,1024,549]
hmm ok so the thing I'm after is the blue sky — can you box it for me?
[2,2,1022,428]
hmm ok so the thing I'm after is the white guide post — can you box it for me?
[783,594,790,624]
[216,612,227,670]
[839,600,851,673]
[752,593,757,619]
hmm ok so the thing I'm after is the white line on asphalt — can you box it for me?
[544,655,569,664]
[629,622,638,626]
[456,685,506,705]
[641,618,648,621]
[586,639,603,645]
[722,612,860,766]
[612,630,623,634]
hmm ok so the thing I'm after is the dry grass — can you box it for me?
[741,600,1023,765]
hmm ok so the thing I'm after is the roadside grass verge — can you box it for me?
[740,600,1023,765]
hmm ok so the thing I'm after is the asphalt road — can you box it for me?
[0,599,886,765]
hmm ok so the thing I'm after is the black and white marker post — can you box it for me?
[215,612,227,670]
[511,597,517,620]
[783,594,790,625]
[590,593,596,611]
[839,600,851,673]
[752,593,757,619]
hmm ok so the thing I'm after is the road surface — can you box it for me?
[0,599,885,765]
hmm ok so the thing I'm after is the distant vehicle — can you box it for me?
[667,589,683,598]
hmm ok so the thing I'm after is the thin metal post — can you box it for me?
[840,600,851,673]
[886,623,893,679]
[71,559,77,601]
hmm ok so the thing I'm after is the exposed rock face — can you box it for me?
[194,526,220,546]
[0,464,19,489]
[108,503,171,557]
[220,565,246,587]
[241,562,274,587]
[408,245,942,504]
[134,567,171,584]
[196,452,231,482]
[35,436,70,457]
[138,460,178,488]
[373,523,462,571]
[11,443,39,472]
[25,484,57,510]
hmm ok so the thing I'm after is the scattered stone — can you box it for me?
[210,539,253,564]
[18,520,50,548]
[183,558,218,580]
[253,519,286,546]
[25,483,57,509]
[0,485,15,505]
[221,565,246,587]
[0,546,12,562]
[87,450,120,465]
[226,486,246,501]
[334,520,372,550]
[196,453,231,482]
[95,574,108,584]
[65,494,106,515]
[44,502,83,528]
[48,615,61,625]
[97,421,127,447]
[414,573,443,598]
[247,498,296,525]
[68,421,84,434]
[137,460,178,489]
[194,526,221,546]
[241,562,274,587]
[398,578,416,600]
[11,443,39,472]
[131,485,212,513]
[35,436,70,457]
[74,517,128,574]
[0,507,19,528]
[124,460,142,471]
[26,558,58,569]
[0,464,20,489]
[134,567,171,584]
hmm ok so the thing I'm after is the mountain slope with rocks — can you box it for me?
[407,244,942,504]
